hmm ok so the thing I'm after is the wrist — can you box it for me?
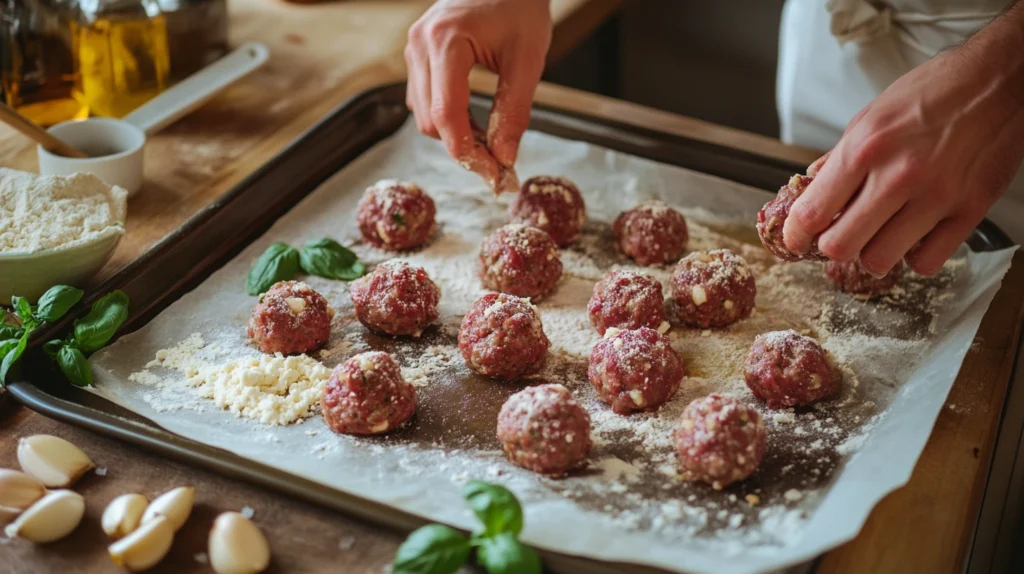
[958,2,1024,107]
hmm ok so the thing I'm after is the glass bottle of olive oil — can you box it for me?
[73,0,170,118]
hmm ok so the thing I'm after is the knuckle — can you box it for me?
[791,198,830,231]
[818,235,854,262]
[849,131,888,171]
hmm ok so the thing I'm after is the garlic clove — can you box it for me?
[208,512,271,574]
[108,516,174,571]
[0,505,22,526]
[141,486,194,532]
[0,468,46,510]
[4,489,85,543]
[17,435,94,488]
[102,493,149,539]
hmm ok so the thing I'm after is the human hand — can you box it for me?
[405,0,551,191]
[783,15,1024,276]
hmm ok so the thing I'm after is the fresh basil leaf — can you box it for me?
[35,285,85,323]
[12,296,33,322]
[43,339,65,358]
[57,346,93,387]
[73,290,129,353]
[246,243,300,296]
[462,481,524,537]
[476,532,541,574]
[0,331,29,384]
[299,238,365,281]
[393,524,471,574]
[0,324,22,340]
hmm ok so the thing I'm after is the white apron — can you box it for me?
[777,0,1024,243]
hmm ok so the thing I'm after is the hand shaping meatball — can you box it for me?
[669,249,756,328]
[587,270,669,335]
[349,260,440,337]
[756,174,828,262]
[497,383,592,476]
[824,260,903,299]
[744,330,840,409]
[247,281,333,355]
[357,180,437,251]
[509,176,587,247]
[458,293,550,380]
[613,200,689,266]
[479,223,562,300]
[321,351,416,435]
[676,394,766,490]
[588,327,685,415]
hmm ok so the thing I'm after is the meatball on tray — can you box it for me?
[7,85,1016,574]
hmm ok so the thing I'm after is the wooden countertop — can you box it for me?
[1,1,1021,573]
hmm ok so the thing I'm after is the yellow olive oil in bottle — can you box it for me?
[73,0,170,118]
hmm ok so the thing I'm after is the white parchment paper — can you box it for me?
[90,122,1015,574]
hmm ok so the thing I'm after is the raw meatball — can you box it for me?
[669,249,756,328]
[349,260,440,337]
[676,394,766,490]
[588,327,685,415]
[458,293,550,380]
[357,179,437,251]
[825,260,903,299]
[587,270,669,335]
[497,383,592,476]
[509,176,587,247]
[479,223,563,300]
[756,174,828,262]
[247,281,333,355]
[322,351,416,435]
[613,200,689,266]
[744,330,839,409]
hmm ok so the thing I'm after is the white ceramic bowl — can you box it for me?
[0,229,124,305]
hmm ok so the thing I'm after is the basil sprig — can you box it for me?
[245,237,365,295]
[0,285,128,388]
[393,481,541,574]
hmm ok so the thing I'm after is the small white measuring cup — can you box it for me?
[37,42,270,197]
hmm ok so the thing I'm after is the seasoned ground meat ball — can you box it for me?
[247,281,333,355]
[509,176,587,247]
[588,327,685,415]
[676,394,766,490]
[824,260,903,299]
[349,260,440,337]
[744,330,839,409]
[497,383,592,476]
[458,293,550,380]
[357,180,437,251]
[613,200,689,266]
[669,249,756,328]
[756,174,828,262]
[322,351,416,435]
[479,223,562,300]
[588,270,669,335]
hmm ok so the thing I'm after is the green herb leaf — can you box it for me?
[43,340,64,358]
[392,212,406,226]
[0,324,22,340]
[0,331,29,384]
[12,296,33,322]
[299,238,365,281]
[35,285,85,323]
[476,532,541,574]
[462,481,524,538]
[73,290,130,353]
[393,524,472,574]
[57,346,93,387]
[246,243,300,296]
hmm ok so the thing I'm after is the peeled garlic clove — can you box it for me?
[0,468,46,510]
[102,493,149,539]
[208,512,271,574]
[4,489,85,543]
[108,516,174,571]
[0,505,21,526]
[141,486,194,532]
[17,435,94,488]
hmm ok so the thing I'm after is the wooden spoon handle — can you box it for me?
[0,103,89,159]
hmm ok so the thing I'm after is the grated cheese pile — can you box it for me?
[0,168,128,253]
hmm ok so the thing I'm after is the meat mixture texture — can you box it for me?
[357,179,437,251]
[322,351,417,435]
[509,176,587,247]
[479,223,563,300]
[756,174,828,262]
[247,281,333,355]
[349,260,440,337]
[744,329,840,409]
[588,327,685,415]
[669,249,756,329]
[497,383,592,476]
[587,269,669,336]
[458,293,551,380]
[676,393,767,490]
[824,259,903,299]
[613,200,689,266]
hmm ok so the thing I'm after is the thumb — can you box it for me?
[488,50,545,167]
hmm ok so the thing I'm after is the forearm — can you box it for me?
[958,0,1024,107]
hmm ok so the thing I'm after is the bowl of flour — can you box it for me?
[0,168,128,304]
